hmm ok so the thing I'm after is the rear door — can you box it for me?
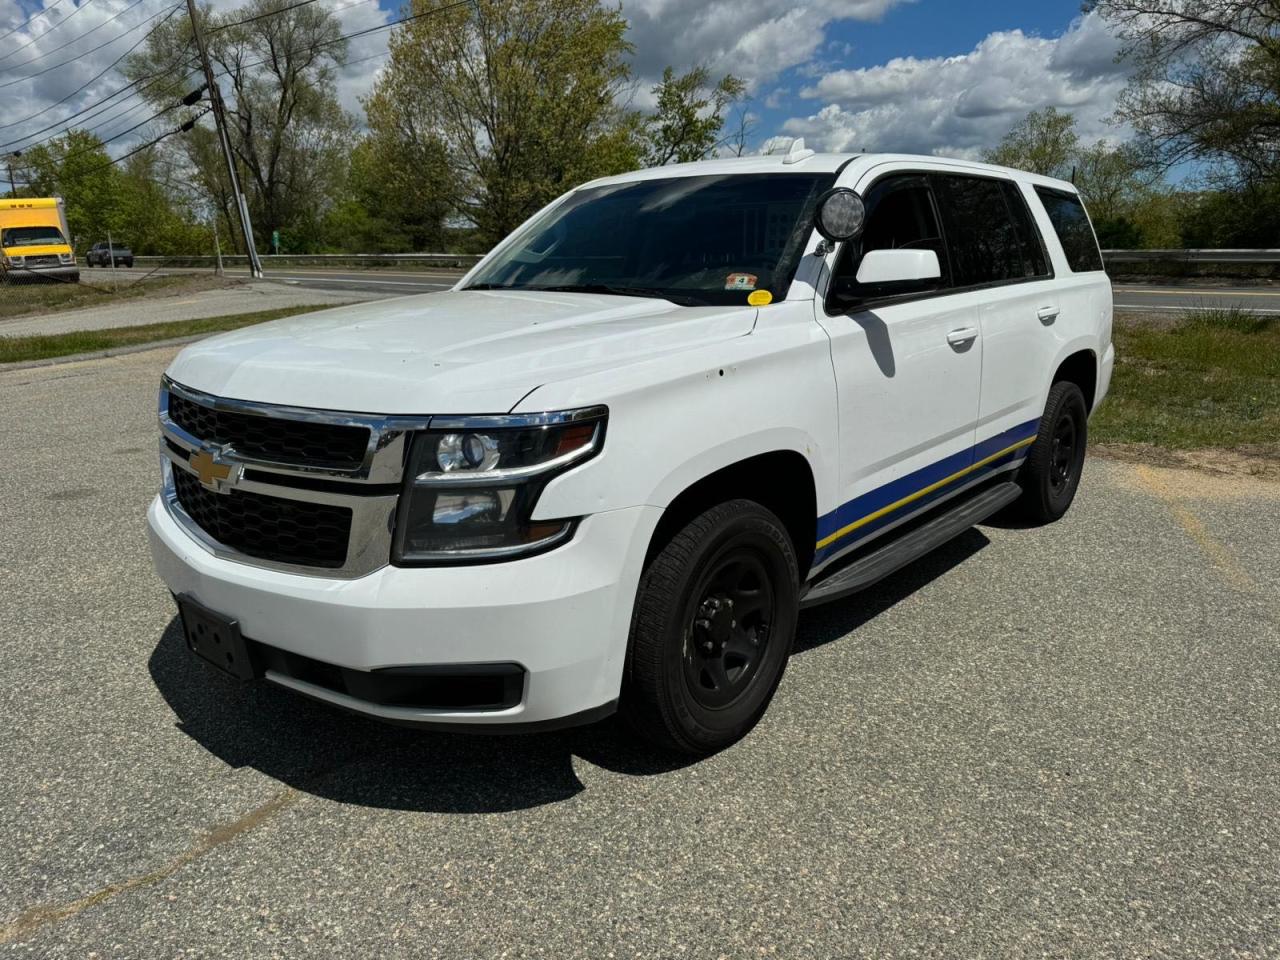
[931,174,1059,453]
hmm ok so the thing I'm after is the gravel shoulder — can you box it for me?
[1,347,1277,958]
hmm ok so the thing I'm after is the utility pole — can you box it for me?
[6,157,17,198]
[184,0,263,278]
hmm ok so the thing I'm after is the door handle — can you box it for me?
[946,326,978,347]
[1037,306,1061,323]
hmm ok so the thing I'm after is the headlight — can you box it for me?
[392,406,607,564]
[59,252,74,264]
[5,255,25,267]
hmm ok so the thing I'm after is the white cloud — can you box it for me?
[0,0,390,158]
[779,11,1130,158]
[621,0,915,93]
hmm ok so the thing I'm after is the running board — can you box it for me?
[800,481,1021,609]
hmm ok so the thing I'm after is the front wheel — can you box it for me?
[621,499,800,755]
[1015,380,1088,524]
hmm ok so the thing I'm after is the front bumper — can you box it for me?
[148,495,660,728]
[4,264,78,281]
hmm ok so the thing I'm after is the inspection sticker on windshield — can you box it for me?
[724,272,758,291]
[747,290,773,306]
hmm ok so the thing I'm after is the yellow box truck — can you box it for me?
[0,197,78,283]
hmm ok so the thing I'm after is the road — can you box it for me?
[1111,283,1280,314]
[264,273,1280,314]
[2,347,1279,957]
[85,265,1280,313]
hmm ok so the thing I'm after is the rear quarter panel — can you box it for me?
[1018,179,1113,411]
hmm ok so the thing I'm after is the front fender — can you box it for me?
[518,315,840,523]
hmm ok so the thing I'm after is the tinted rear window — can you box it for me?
[1034,187,1104,273]
[933,175,1038,286]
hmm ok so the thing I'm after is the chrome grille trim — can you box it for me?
[158,378,417,578]
[161,376,428,484]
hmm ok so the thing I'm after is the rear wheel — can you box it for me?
[621,499,799,755]
[1015,380,1088,524]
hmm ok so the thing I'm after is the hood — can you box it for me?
[165,289,758,414]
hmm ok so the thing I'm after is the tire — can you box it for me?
[621,499,800,755]
[1015,380,1088,524]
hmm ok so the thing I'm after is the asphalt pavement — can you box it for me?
[2,346,1278,957]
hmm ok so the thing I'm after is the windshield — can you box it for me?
[2,225,66,248]
[465,173,834,307]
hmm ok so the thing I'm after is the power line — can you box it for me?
[54,101,190,168]
[0,0,74,46]
[78,68,202,140]
[0,2,183,90]
[0,0,103,64]
[65,109,209,180]
[0,3,184,133]
[2,0,155,72]
[211,0,323,33]
[221,0,474,76]
[1,42,197,151]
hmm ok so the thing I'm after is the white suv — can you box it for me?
[148,150,1114,754]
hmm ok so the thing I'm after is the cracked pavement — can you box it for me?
[2,346,1278,958]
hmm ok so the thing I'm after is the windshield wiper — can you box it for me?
[529,283,706,306]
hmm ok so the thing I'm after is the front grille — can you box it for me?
[173,468,352,568]
[27,255,59,267]
[168,391,371,470]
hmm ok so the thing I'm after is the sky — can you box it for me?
[0,0,1135,165]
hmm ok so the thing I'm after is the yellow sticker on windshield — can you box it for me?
[748,289,773,306]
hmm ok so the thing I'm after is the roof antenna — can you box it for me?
[781,137,815,165]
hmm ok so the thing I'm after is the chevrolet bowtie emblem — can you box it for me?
[190,449,241,492]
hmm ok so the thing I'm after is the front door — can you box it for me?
[813,172,982,569]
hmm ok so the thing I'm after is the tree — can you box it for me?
[983,107,1079,178]
[1087,0,1280,184]
[19,131,211,253]
[366,0,640,247]
[124,0,354,251]
[21,131,121,250]
[640,66,746,166]
[986,107,1174,247]
[320,135,452,253]
[1073,139,1162,223]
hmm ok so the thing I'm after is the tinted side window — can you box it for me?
[1001,182,1051,278]
[1034,187,1104,272]
[932,175,1026,286]
[829,175,948,304]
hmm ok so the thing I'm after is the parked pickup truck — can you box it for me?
[86,241,133,268]
[148,147,1114,754]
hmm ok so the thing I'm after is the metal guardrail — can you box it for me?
[1103,249,1280,264]
[131,249,1280,269]
[132,253,485,269]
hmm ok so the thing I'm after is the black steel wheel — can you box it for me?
[684,548,776,710]
[622,499,799,755]
[1015,380,1089,523]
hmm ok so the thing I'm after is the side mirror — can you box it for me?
[855,249,941,286]
[813,187,866,242]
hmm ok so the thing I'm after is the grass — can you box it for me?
[0,273,219,321]
[1092,307,1280,448]
[0,306,323,364]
